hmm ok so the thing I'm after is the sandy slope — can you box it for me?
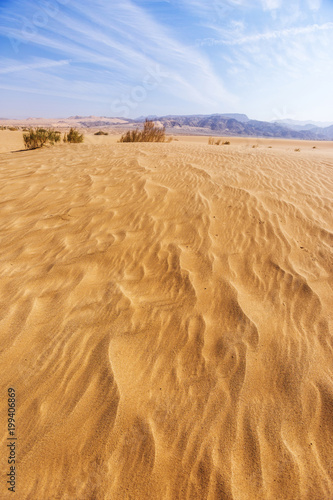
[0,130,24,153]
[0,134,332,500]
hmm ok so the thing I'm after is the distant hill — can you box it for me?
[135,115,159,121]
[152,113,250,126]
[1,113,332,139]
[309,124,333,140]
[272,119,333,139]
[151,114,331,140]
[219,113,250,123]
[274,118,333,129]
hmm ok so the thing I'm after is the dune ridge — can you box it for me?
[0,138,332,499]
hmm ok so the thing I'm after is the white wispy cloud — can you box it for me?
[0,0,332,120]
[0,0,236,110]
[0,59,71,74]
[198,22,333,46]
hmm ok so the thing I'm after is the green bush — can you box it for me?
[48,130,61,145]
[119,119,165,143]
[63,128,84,143]
[94,130,108,135]
[23,128,61,149]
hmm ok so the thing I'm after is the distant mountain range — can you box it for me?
[275,118,333,129]
[136,113,251,124]
[272,119,333,139]
[1,113,333,140]
[134,114,333,140]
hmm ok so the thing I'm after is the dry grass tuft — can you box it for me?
[119,120,165,143]
[208,137,230,146]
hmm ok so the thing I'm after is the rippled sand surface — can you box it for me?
[0,134,332,499]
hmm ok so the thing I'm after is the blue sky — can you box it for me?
[0,0,333,121]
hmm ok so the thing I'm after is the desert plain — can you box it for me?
[0,129,332,499]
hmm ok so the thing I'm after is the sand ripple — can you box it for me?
[0,140,332,499]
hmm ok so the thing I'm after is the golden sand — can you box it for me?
[0,132,332,499]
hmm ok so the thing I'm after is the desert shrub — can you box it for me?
[8,127,19,131]
[48,130,61,145]
[294,148,300,152]
[119,130,139,143]
[141,119,165,142]
[94,131,108,136]
[63,128,84,143]
[23,128,61,149]
[208,138,230,146]
[223,141,230,145]
[119,120,165,143]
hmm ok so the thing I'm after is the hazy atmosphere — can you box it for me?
[1,0,333,121]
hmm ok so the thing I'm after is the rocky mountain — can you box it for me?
[150,114,330,139]
[1,114,332,139]
[274,118,333,129]
[310,124,333,140]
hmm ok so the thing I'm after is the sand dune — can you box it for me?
[0,134,332,499]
